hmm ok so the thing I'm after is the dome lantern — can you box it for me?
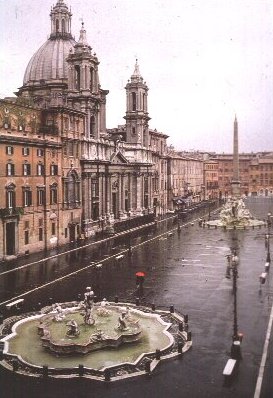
[50,0,73,40]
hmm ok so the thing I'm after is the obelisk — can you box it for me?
[231,115,241,198]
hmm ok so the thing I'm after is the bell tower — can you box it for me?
[124,60,150,146]
[67,23,108,139]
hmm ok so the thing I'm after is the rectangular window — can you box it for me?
[63,142,67,156]
[37,164,45,176]
[68,141,73,156]
[23,163,31,176]
[6,163,15,176]
[38,228,43,241]
[91,179,99,198]
[6,146,14,155]
[52,223,56,236]
[50,165,58,175]
[50,187,57,205]
[65,228,68,238]
[7,191,15,209]
[37,189,45,206]
[22,147,30,156]
[38,218,43,227]
[37,148,44,157]
[24,230,29,245]
[23,189,32,207]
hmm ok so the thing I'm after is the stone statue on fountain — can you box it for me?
[66,319,80,337]
[82,286,95,325]
[53,303,66,322]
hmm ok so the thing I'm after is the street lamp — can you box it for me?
[266,212,272,263]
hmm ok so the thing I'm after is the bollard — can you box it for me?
[78,364,84,376]
[233,225,236,230]
[224,225,227,231]
[184,314,188,324]
[179,322,184,332]
[169,305,174,313]
[114,296,119,303]
[177,224,181,233]
[104,369,111,382]
[177,342,183,355]
[266,251,271,263]
[145,360,151,374]
[155,349,161,360]
[93,295,98,303]
[215,225,217,229]
[43,365,48,378]
[136,297,140,306]
[12,360,19,372]
[128,247,132,257]
[151,303,155,311]
[231,340,241,360]
[187,331,192,341]
[260,273,266,284]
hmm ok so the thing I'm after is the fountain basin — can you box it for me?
[0,302,192,380]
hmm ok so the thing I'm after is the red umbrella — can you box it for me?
[135,272,145,277]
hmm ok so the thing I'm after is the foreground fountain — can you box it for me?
[0,287,192,381]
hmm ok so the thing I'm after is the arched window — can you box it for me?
[90,116,95,137]
[56,19,59,32]
[90,67,94,91]
[132,92,136,111]
[61,19,65,33]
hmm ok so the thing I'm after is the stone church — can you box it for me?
[0,0,169,259]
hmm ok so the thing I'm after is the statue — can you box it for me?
[83,305,95,325]
[66,320,80,337]
[53,303,66,322]
[124,306,140,327]
[96,298,112,317]
[117,312,128,331]
[83,286,94,309]
[90,329,107,342]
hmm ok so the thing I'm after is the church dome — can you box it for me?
[23,37,76,86]
[21,0,75,89]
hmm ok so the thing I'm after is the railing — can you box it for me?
[0,207,24,219]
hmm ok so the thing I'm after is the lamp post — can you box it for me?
[266,212,272,263]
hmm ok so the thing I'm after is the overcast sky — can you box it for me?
[1,0,273,153]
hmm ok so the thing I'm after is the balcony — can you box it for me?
[0,207,24,219]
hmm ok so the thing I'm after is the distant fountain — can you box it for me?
[206,117,264,229]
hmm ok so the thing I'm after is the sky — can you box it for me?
[0,0,273,153]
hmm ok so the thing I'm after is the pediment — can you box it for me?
[110,151,128,164]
